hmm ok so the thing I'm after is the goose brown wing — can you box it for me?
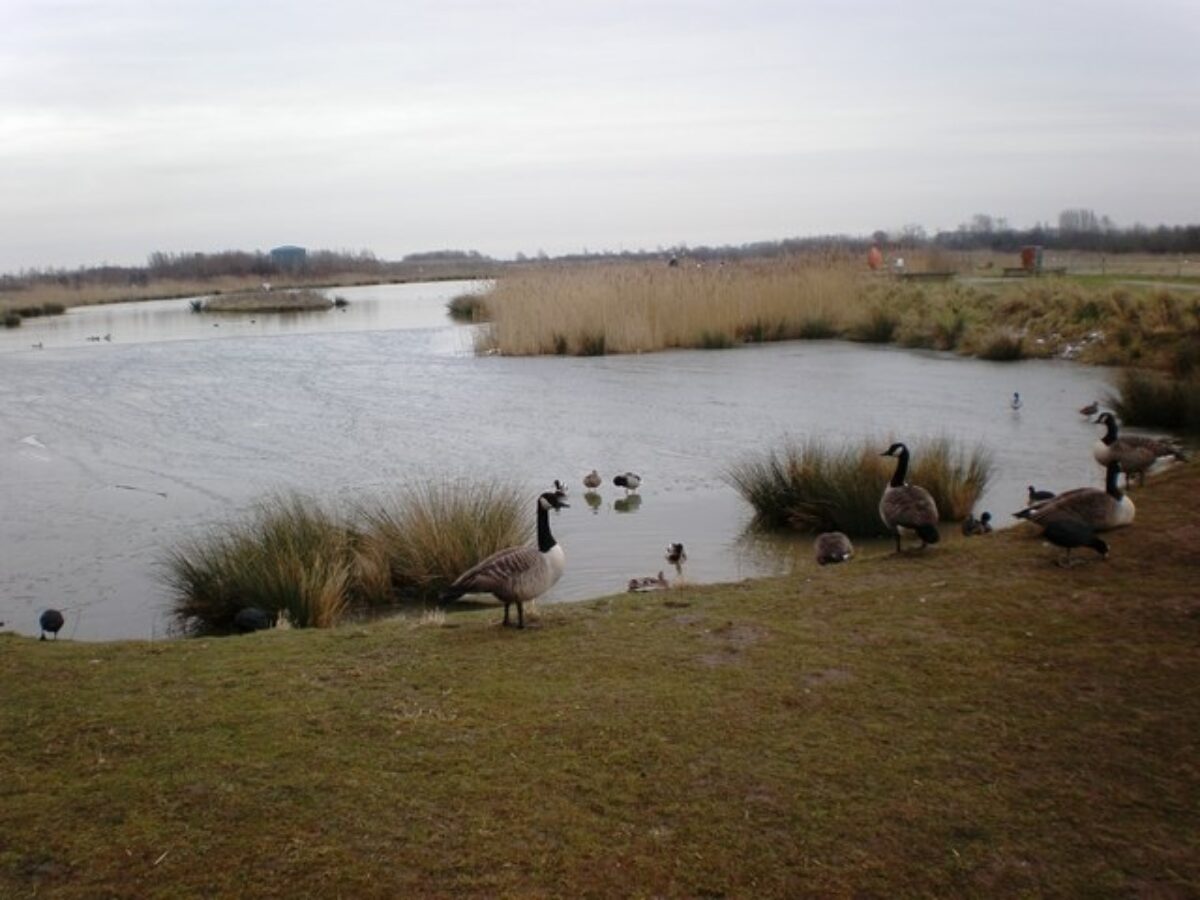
[1027,488,1109,525]
[883,484,939,528]
[450,546,542,594]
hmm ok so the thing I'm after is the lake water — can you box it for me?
[1,280,1115,640]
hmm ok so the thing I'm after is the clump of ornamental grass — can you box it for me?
[357,480,529,601]
[726,436,992,537]
[1109,369,1200,433]
[164,494,360,635]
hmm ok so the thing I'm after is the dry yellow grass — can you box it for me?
[481,260,863,355]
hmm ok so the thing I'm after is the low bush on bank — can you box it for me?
[446,292,490,322]
[727,436,992,536]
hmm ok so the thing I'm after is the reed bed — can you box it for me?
[163,482,528,634]
[727,436,993,537]
[476,260,1200,370]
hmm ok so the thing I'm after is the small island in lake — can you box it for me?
[193,288,345,313]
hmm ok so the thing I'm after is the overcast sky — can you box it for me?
[2,0,1197,271]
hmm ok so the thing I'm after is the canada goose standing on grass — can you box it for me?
[1093,412,1187,487]
[1041,520,1109,567]
[39,609,64,641]
[440,489,569,629]
[879,443,940,552]
[814,531,854,565]
[583,470,601,490]
[1013,461,1134,531]
[1027,485,1055,504]
[613,472,641,493]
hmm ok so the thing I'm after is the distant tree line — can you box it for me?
[930,210,1200,254]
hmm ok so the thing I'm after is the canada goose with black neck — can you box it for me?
[1093,412,1186,487]
[440,489,569,628]
[1014,461,1134,531]
[879,442,940,552]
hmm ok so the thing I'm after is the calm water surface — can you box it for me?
[1,281,1114,640]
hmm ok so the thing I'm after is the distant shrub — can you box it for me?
[797,318,838,340]
[3,312,20,328]
[446,292,488,321]
[698,330,734,349]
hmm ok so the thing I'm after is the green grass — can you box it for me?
[726,436,992,535]
[3,465,1198,897]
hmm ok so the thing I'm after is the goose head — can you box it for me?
[881,442,908,459]
[540,490,570,511]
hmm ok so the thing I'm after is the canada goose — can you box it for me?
[553,479,568,495]
[583,470,601,490]
[879,442,940,552]
[961,511,993,536]
[39,609,64,641]
[1013,461,1134,531]
[665,542,687,566]
[441,489,569,628]
[1041,520,1109,567]
[233,606,275,633]
[613,472,641,493]
[1079,401,1099,416]
[1027,485,1055,504]
[814,531,853,565]
[1011,392,1022,411]
[1093,412,1186,487]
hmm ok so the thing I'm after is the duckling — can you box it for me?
[961,511,993,536]
[1027,485,1056,504]
[1093,412,1187,487]
[813,531,854,565]
[613,472,641,493]
[441,489,569,628]
[1041,519,1109,568]
[583,470,602,490]
[1013,461,1134,532]
[627,571,670,592]
[879,442,940,552]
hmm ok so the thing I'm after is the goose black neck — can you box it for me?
[889,447,910,487]
[1104,463,1122,498]
[537,503,557,552]
[1101,417,1118,445]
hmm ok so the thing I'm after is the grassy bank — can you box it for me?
[477,260,1200,370]
[195,288,337,313]
[2,465,1198,897]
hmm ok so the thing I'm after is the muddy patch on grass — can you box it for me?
[800,667,855,689]
[697,621,770,667]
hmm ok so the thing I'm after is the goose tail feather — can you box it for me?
[916,524,940,544]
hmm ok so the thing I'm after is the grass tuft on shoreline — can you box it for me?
[727,436,992,535]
